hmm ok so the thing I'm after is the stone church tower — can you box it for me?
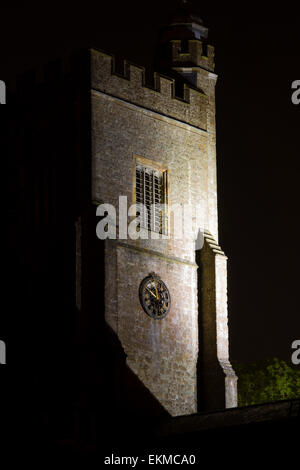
[90,1,237,416]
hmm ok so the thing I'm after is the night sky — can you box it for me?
[1,1,300,363]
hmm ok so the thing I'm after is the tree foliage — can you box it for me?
[233,358,300,406]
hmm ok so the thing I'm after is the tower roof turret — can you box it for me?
[156,0,214,89]
[164,0,208,42]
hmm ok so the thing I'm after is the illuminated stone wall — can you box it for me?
[90,48,237,416]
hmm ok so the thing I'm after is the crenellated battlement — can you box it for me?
[171,40,215,72]
[90,48,208,131]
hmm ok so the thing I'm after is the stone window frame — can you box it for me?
[132,155,170,236]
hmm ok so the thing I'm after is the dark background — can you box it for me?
[1,1,299,365]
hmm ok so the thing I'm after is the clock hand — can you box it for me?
[146,287,157,298]
[153,279,159,299]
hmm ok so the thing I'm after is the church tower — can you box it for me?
[90,0,237,416]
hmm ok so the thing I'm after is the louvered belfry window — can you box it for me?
[135,164,168,235]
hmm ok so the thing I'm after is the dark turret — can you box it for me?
[157,0,214,89]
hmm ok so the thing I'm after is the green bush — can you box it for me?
[232,358,300,407]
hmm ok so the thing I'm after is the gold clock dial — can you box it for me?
[139,273,171,319]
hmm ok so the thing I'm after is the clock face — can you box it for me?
[139,273,171,319]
